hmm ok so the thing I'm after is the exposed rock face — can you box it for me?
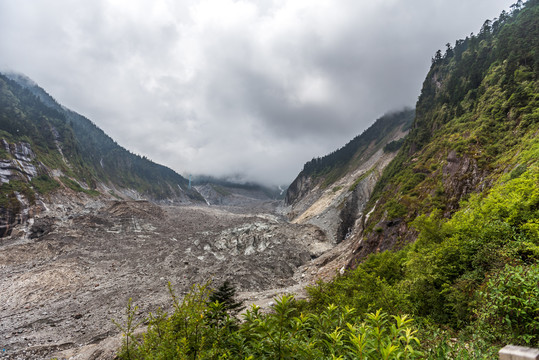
[442,150,489,213]
[0,206,19,238]
[283,143,406,284]
[347,150,491,269]
[285,174,315,207]
[0,140,39,184]
[0,140,42,237]
[288,145,403,244]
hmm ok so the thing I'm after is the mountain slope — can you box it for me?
[0,73,203,236]
[193,175,285,207]
[297,0,539,352]
[346,0,539,265]
[285,108,414,244]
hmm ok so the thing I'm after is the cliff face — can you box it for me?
[0,140,39,184]
[285,109,413,246]
[0,140,42,237]
[287,1,539,272]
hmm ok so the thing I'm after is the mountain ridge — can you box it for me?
[348,0,539,267]
[0,72,205,236]
[285,108,414,246]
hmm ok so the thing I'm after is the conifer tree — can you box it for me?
[208,280,244,315]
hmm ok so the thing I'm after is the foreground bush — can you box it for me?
[114,283,422,359]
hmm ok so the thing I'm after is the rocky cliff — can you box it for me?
[287,0,539,274]
[286,109,413,247]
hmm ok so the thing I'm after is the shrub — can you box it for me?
[475,264,539,346]
[114,284,423,359]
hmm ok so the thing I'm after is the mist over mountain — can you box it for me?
[0,0,514,186]
[0,71,207,235]
[286,1,539,354]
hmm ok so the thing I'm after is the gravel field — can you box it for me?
[0,198,331,359]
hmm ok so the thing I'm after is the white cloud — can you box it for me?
[0,0,513,185]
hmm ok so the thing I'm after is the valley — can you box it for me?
[1,1,539,358]
[0,196,333,359]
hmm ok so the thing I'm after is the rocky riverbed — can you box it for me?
[0,198,332,359]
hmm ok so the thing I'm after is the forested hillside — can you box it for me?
[353,0,539,260]
[317,0,539,353]
[0,73,202,236]
[4,73,203,200]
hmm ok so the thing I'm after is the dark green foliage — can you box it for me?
[112,3,539,358]
[112,298,143,360]
[0,180,35,208]
[307,162,539,353]
[115,284,423,359]
[366,0,539,229]
[208,280,244,316]
[30,174,60,194]
[60,176,99,196]
[386,199,408,219]
[476,264,539,345]
[509,163,527,179]
[383,138,405,153]
[349,167,374,192]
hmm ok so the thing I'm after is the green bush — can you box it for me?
[475,264,539,346]
[30,174,59,194]
[114,284,423,359]
[60,176,99,196]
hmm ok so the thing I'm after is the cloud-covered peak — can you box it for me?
[0,0,512,185]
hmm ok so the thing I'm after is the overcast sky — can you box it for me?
[0,0,513,185]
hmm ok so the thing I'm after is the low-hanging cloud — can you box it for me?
[0,0,512,185]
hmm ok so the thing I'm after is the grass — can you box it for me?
[60,176,100,196]
[30,174,60,194]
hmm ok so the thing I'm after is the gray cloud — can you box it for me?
[0,0,513,185]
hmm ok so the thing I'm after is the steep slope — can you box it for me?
[285,109,414,244]
[297,1,539,352]
[0,73,203,236]
[345,0,539,266]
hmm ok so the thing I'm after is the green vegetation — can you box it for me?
[349,167,375,192]
[30,174,59,194]
[116,161,538,358]
[0,72,202,202]
[60,176,99,196]
[113,2,539,359]
[115,283,423,359]
[308,162,539,354]
[366,0,539,231]
[208,280,245,317]
[0,179,35,208]
[383,138,405,153]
